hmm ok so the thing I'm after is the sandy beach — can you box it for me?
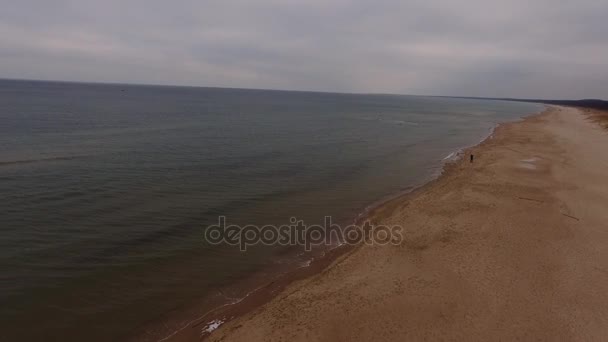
[168,105,608,341]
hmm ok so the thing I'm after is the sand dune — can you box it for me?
[200,106,608,341]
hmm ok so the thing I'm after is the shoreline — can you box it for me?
[142,106,547,342]
[203,105,608,341]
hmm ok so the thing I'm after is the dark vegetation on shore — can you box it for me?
[503,97,608,130]
[505,98,608,111]
[500,98,608,129]
[440,96,608,111]
[440,96,608,130]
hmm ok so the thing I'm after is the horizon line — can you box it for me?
[1,76,604,103]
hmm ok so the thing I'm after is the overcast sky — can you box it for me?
[1,0,607,99]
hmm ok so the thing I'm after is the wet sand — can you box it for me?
[176,106,608,341]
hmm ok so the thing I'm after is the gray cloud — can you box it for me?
[1,0,607,98]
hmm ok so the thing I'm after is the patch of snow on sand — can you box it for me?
[519,157,539,170]
[202,319,225,334]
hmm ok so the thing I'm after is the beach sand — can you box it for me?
[174,106,608,341]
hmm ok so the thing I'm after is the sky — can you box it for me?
[1,0,607,99]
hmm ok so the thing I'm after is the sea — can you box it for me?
[0,79,543,341]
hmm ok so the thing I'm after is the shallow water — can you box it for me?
[0,79,543,341]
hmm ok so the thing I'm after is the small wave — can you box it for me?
[442,150,463,162]
[0,155,87,167]
[442,151,456,160]
[388,120,419,126]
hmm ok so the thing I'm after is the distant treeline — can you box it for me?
[504,98,608,111]
[444,97,608,111]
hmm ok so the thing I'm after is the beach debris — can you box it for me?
[561,213,580,221]
[201,319,225,335]
[518,196,544,203]
[518,157,540,170]
[505,147,525,154]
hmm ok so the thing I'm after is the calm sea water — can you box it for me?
[0,79,543,341]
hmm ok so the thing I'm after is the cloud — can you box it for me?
[1,0,607,98]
